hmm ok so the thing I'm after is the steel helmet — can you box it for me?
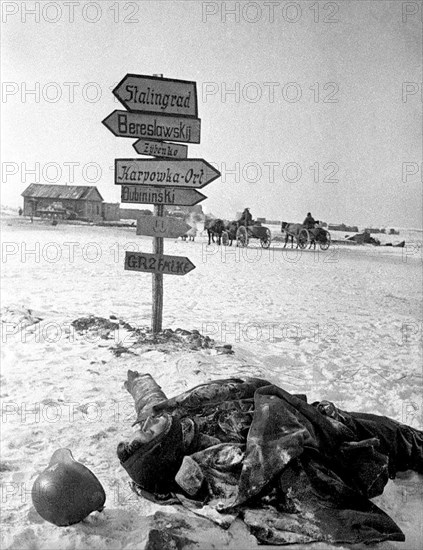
[31,448,106,526]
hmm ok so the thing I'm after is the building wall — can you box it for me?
[102,203,120,221]
[166,205,204,216]
[119,208,153,220]
[23,198,34,216]
[85,201,102,221]
[23,197,102,221]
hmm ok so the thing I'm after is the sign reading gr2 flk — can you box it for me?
[113,74,198,118]
[115,158,220,189]
[125,251,195,275]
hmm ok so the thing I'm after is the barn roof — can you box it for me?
[21,184,104,201]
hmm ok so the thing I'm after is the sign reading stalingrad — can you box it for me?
[121,185,206,206]
[113,74,198,118]
[115,158,220,189]
[102,110,201,144]
[125,251,195,275]
[133,139,188,159]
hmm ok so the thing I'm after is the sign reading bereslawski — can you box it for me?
[102,110,201,144]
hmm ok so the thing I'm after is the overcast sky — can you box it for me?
[1,0,422,227]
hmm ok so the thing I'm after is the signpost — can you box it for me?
[115,158,220,189]
[120,185,206,206]
[102,110,201,144]
[136,216,191,238]
[133,139,188,159]
[103,73,220,333]
[113,74,198,118]
[125,251,195,275]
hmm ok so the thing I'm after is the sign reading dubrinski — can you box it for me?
[102,110,201,144]
[121,185,206,206]
[113,74,198,118]
[115,159,220,189]
[125,251,195,275]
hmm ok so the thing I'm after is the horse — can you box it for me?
[281,222,303,248]
[204,218,226,245]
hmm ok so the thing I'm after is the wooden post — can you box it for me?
[152,204,164,333]
[152,73,164,334]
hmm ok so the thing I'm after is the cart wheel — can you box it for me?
[222,231,229,246]
[298,229,309,249]
[319,231,331,250]
[236,226,248,247]
[260,228,271,248]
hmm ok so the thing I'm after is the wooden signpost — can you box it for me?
[115,158,220,188]
[113,74,198,117]
[120,185,207,206]
[136,216,191,238]
[133,139,188,159]
[125,251,195,275]
[102,110,201,144]
[104,73,220,333]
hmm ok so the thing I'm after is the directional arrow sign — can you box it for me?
[136,215,192,238]
[121,185,206,206]
[113,74,198,118]
[133,139,188,159]
[102,110,201,144]
[115,158,220,189]
[125,251,196,276]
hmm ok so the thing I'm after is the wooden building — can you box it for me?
[22,184,104,222]
[102,202,120,222]
[119,208,153,220]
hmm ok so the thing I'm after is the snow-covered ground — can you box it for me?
[1,218,422,549]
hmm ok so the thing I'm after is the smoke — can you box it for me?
[186,212,201,235]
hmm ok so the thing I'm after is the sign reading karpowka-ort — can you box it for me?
[102,110,201,144]
[121,185,207,206]
[113,74,198,118]
[115,158,220,189]
[125,251,196,276]
[133,139,188,159]
[136,216,192,238]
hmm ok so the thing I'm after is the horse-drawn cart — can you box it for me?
[281,222,331,250]
[234,223,272,248]
[298,227,331,250]
[206,218,272,248]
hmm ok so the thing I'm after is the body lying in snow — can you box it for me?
[117,371,423,546]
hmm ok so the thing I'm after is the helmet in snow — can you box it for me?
[31,448,106,526]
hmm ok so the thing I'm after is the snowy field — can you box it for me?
[1,218,422,549]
